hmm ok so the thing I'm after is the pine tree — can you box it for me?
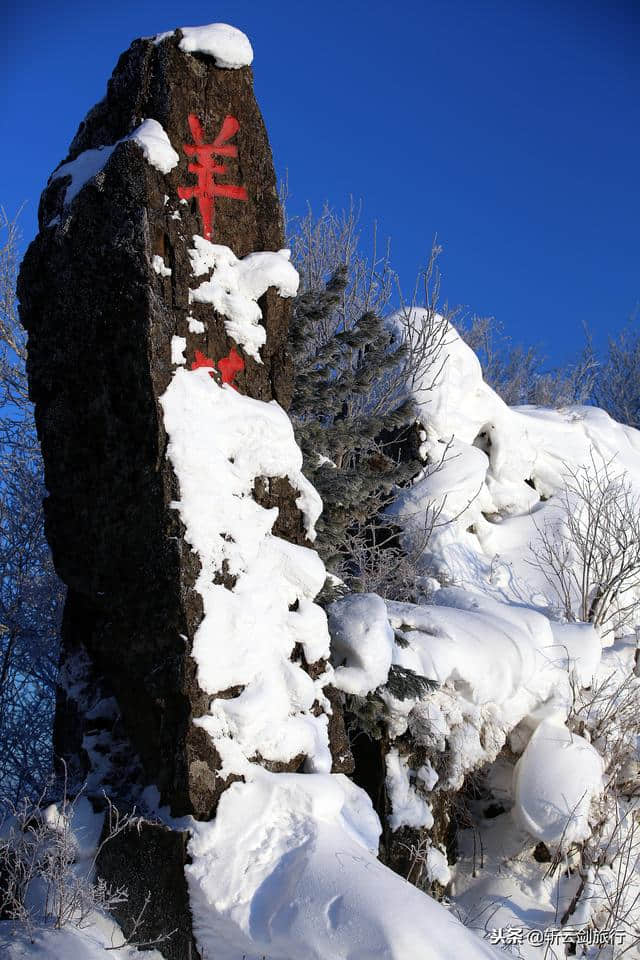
[286,205,452,595]
[289,265,420,577]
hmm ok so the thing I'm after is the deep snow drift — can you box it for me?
[186,768,500,960]
[167,311,639,957]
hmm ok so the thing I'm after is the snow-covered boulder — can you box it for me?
[513,720,604,848]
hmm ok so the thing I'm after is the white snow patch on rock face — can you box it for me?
[328,592,394,695]
[186,769,500,960]
[188,237,299,361]
[152,254,171,277]
[51,119,178,206]
[178,23,253,68]
[128,118,179,174]
[386,747,434,831]
[513,720,604,848]
[171,336,186,365]
[51,146,116,206]
[160,367,329,776]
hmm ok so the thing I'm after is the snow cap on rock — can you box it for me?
[178,23,254,68]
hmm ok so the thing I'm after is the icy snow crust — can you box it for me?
[188,237,299,361]
[50,119,179,207]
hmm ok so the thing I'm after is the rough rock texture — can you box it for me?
[96,821,197,960]
[19,30,344,824]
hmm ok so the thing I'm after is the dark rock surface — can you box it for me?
[96,820,198,959]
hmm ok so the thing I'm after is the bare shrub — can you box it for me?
[569,668,640,799]
[530,451,640,636]
[559,644,640,954]
[331,503,446,602]
[0,779,151,943]
[594,317,640,430]
[459,314,597,408]
[561,796,640,959]
[0,207,64,802]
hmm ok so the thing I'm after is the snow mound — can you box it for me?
[390,314,640,628]
[328,592,394,695]
[2,922,164,960]
[51,119,178,207]
[390,588,557,710]
[186,769,501,960]
[327,587,600,805]
[178,23,253,68]
[513,719,604,848]
[188,237,299,361]
[160,367,331,777]
[386,589,599,786]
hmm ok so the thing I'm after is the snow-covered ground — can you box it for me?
[0,798,163,960]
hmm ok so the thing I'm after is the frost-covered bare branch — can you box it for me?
[530,451,640,636]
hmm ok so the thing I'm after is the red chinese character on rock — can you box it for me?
[191,348,245,391]
[191,350,216,374]
[178,114,248,241]
[217,348,245,388]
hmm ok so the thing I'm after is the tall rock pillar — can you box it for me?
[19,23,345,842]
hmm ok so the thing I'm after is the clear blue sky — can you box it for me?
[2,0,638,363]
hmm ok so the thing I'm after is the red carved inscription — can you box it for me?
[178,114,248,241]
[190,348,245,390]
